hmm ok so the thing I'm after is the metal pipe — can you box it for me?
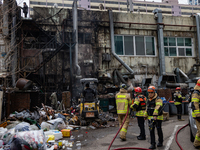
[66,19,196,28]
[153,9,165,76]
[129,0,133,12]
[179,68,189,81]
[195,14,200,62]
[73,0,81,76]
[108,10,134,74]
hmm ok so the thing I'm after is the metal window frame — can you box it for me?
[114,35,156,57]
[164,37,193,57]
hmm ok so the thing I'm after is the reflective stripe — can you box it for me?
[134,101,139,105]
[196,136,200,141]
[192,98,199,103]
[130,105,133,109]
[136,110,144,116]
[192,112,196,118]
[117,95,126,98]
[120,128,127,133]
[144,111,148,117]
[156,102,163,106]
[194,110,200,116]
[154,109,158,114]
[157,115,163,120]
[194,110,200,113]
[174,102,181,105]
[148,116,154,120]
[148,115,163,120]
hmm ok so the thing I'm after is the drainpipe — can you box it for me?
[73,0,81,76]
[108,10,134,74]
[195,14,200,76]
[153,9,165,87]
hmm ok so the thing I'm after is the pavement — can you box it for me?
[68,115,195,150]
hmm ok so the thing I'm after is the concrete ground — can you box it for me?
[68,115,195,150]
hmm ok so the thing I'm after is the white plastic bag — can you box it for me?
[15,122,30,132]
[15,130,46,150]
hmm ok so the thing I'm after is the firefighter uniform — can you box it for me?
[174,87,184,121]
[130,87,146,140]
[191,79,200,149]
[144,86,163,149]
[116,85,132,141]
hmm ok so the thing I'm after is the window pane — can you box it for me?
[164,47,169,56]
[164,37,168,46]
[146,37,155,55]
[124,36,134,55]
[177,38,184,46]
[114,36,123,55]
[169,38,176,46]
[169,47,177,56]
[185,38,192,46]
[186,48,192,56]
[178,48,185,56]
[135,36,145,55]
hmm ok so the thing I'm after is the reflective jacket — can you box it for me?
[174,91,182,105]
[115,89,132,114]
[144,93,163,120]
[191,85,200,118]
[131,94,146,117]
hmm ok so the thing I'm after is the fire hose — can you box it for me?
[108,107,150,150]
[175,123,189,150]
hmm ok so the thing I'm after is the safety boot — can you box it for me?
[178,119,185,121]
[120,137,126,141]
[157,142,163,147]
[149,145,156,149]
[137,136,146,140]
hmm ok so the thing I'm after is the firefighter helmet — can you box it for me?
[135,87,142,93]
[147,86,156,92]
[120,84,127,90]
[176,87,181,90]
[197,79,200,86]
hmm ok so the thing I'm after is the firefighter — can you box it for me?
[130,87,147,140]
[174,87,184,121]
[115,84,132,141]
[144,86,163,149]
[191,79,200,149]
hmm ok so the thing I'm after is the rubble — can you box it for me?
[0,103,117,149]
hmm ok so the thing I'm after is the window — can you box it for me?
[114,35,156,56]
[164,37,193,57]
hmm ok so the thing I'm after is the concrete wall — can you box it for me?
[32,7,198,85]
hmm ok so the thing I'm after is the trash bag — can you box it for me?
[41,122,52,131]
[15,122,30,132]
[48,118,66,130]
[0,127,7,139]
[2,128,15,145]
[14,130,46,150]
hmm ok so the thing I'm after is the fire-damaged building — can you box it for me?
[0,0,200,118]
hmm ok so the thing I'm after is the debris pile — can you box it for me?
[0,103,117,149]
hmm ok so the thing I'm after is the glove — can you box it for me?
[130,105,133,109]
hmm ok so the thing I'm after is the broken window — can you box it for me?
[164,37,193,57]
